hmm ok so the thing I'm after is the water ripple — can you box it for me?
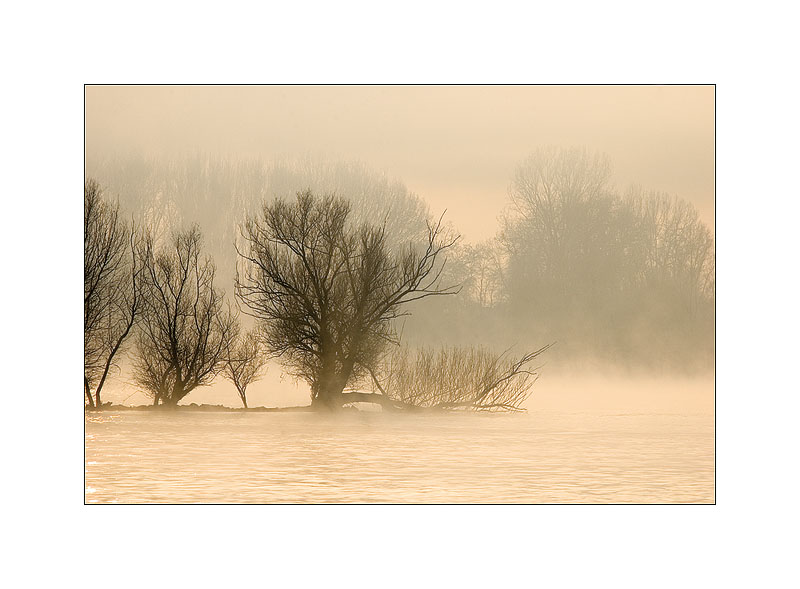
[85,411,714,503]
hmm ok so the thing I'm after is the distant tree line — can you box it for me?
[85,155,432,293]
[499,148,714,368]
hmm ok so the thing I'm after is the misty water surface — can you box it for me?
[85,403,713,504]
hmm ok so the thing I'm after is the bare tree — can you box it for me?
[448,240,507,308]
[133,226,236,406]
[236,190,459,410]
[222,327,267,408]
[359,344,552,411]
[502,147,616,302]
[84,179,142,408]
[625,187,716,313]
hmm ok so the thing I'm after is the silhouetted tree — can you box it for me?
[222,326,267,408]
[133,226,236,406]
[84,179,142,408]
[236,190,458,410]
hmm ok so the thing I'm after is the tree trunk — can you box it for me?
[314,348,338,408]
[162,383,185,408]
[85,376,95,408]
[238,387,248,409]
[311,389,342,410]
[311,377,347,410]
[93,312,136,411]
[153,393,161,406]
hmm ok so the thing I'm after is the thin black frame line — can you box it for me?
[84,83,716,506]
[84,83,716,87]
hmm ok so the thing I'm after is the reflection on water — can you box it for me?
[85,409,714,504]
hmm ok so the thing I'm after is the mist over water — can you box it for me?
[87,373,713,503]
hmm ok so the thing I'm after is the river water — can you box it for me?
[85,395,714,503]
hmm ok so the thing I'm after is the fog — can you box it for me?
[99,363,714,417]
[85,85,714,241]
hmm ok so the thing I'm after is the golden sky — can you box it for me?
[85,85,714,240]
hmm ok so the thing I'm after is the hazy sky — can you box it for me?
[85,85,714,240]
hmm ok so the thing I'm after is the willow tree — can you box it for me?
[133,226,236,406]
[236,190,458,410]
[84,179,142,408]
